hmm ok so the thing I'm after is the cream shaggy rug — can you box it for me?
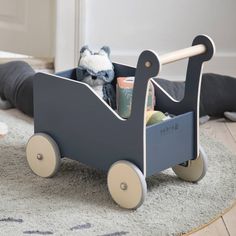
[0,109,236,236]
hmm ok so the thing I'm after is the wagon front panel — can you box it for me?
[146,112,195,177]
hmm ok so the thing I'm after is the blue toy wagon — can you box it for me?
[26,35,215,209]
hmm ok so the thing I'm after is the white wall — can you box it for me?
[78,0,236,80]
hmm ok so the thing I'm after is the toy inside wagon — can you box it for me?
[26,35,215,209]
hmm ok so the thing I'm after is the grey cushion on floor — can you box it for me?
[154,73,236,118]
[0,61,35,116]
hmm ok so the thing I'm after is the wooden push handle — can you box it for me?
[160,44,206,65]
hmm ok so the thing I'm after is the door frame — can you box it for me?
[55,0,86,72]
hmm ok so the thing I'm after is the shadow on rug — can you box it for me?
[0,109,236,236]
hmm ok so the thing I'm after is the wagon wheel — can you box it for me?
[172,146,208,182]
[26,133,61,178]
[107,160,147,209]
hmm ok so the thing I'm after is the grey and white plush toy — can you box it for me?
[76,46,116,108]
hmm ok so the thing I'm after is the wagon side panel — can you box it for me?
[33,73,145,173]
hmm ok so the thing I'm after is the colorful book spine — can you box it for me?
[116,77,155,118]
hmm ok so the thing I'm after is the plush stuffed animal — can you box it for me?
[76,46,116,109]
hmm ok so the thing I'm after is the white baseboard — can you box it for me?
[111,51,236,81]
[0,56,54,70]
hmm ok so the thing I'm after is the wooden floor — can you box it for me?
[187,119,236,236]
